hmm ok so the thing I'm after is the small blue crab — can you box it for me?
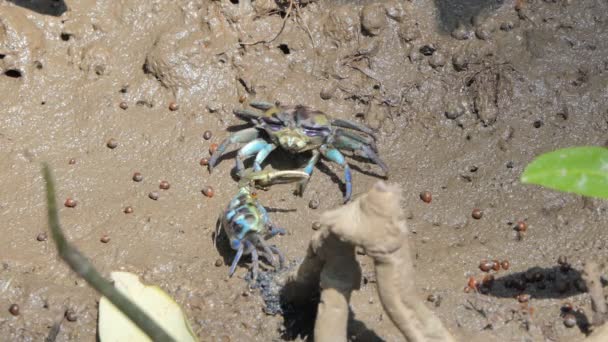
[208,101,388,203]
[216,169,309,280]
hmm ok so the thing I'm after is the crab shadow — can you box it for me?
[433,0,506,33]
[8,0,68,16]
[481,265,594,300]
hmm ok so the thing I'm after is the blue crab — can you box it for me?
[208,101,388,203]
[216,169,309,280]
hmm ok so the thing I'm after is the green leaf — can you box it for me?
[521,146,608,199]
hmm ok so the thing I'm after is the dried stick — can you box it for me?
[240,0,294,46]
[42,164,176,342]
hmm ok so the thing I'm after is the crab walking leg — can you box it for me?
[228,241,246,277]
[250,245,260,281]
[334,135,389,176]
[296,150,321,196]
[257,204,286,237]
[331,118,377,140]
[268,245,286,269]
[208,127,259,172]
[320,146,353,203]
[235,139,276,174]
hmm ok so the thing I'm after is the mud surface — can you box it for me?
[1,0,608,341]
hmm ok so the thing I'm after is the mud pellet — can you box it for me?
[64,309,77,322]
[533,120,543,128]
[169,102,179,111]
[132,172,143,182]
[429,52,446,68]
[148,191,159,200]
[563,313,576,328]
[68,158,76,165]
[106,138,118,149]
[215,259,223,267]
[9,304,19,316]
[427,294,437,303]
[517,294,530,303]
[119,102,128,110]
[159,180,170,190]
[202,186,214,198]
[100,235,110,243]
[515,221,527,232]
[419,191,432,203]
[203,130,213,140]
[501,260,510,270]
[479,260,493,272]
[64,198,77,208]
[238,95,247,103]
[37,232,48,241]
[308,198,320,209]
[199,158,209,166]
[123,206,133,214]
[492,260,501,271]
[472,209,483,219]
[312,221,322,230]
[209,143,218,155]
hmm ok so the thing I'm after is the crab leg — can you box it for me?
[331,118,377,140]
[208,127,259,173]
[250,245,260,281]
[249,101,275,111]
[296,150,321,196]
[236,139,276,174]
[257,204,287,237]
[334,135,389,176]
[228,240,246,277]
[320,145,353,203]
[268,245,286,269]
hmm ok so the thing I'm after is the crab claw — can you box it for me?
[238,169,309,188]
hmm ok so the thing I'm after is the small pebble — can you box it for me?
[64,198,77,208]
[202,186,214,198]
[209,143,218,155]
[312,221,322,230]
[501,260,510,270]
[409,50,423,63]
[100,235,110,243]
[420,191,432,203]
[106,138,118,149]
[239,95,247,103]
[203,130,213,140]
[472,209,483,219]
[119,102,128,110]
[475,27,491,40]
[199,158,209,166]
[308,198,320,209]
[215,259,223,267]
[515,221,527,232]
[169,102,179,111]
[123,206,133,214]
[452,54,468,71]
[68,158,76,165]
[563,313,577,328]
[427,294,437,303]
[65,309,77,322]
[533,120,543,128]
[132,172,143,182]
[517,294,530,303]
[429,52,446,68]
[159,180,170,190]
[451,24,470,40]
[148,191,159,200]
[9,304,19,316]
[36,232,48,241]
